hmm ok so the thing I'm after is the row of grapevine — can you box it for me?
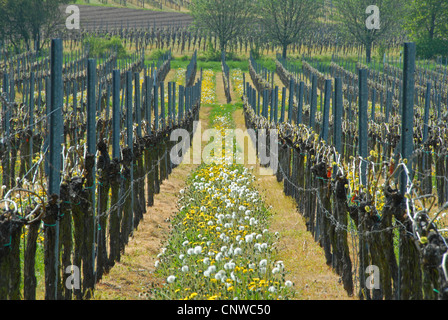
[243,43,448,300]
[0,39,201,300]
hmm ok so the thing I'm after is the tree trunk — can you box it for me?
[366,41,372,64]
[282,44,287,59]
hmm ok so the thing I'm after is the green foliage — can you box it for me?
[84,36,127,58]
[416,37,448,59]
[404,0,448,59]
[190,0,256,52]
[376,41,388,62]
[258,0,321,58]
[147,48,169,61]
[250,46,262,61]
[0,0,71,52]
[404,0,448,40]
[198,43,241,62]
[198,43,221,62]
[179,54,190,61]
[333,0,408,63]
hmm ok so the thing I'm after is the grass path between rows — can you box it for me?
[94,105,212,299]
[94,69,354,300]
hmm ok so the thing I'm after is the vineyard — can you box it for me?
[245,43,448,300]
[1,1,448,302]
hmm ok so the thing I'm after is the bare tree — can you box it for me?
[0,0,69,53]
[189,0,256,54]
[258,0,322,59]
[333,0,408,63]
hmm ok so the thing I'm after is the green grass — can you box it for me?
[18,239,46,299]
[254,58,276,72]
[208,103,241,127]
[145,55,249,73]
[198,60,249,72]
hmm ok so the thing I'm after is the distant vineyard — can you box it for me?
[243,43,448,299]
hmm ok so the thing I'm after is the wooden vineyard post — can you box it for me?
[382,90,393,161]
[172,82,177,127]
[333,77,353,296]
[288,79,294,124]
[398,42,423,300]
[145,75,155,208]
[146,76,153,136]
[297,81,304,125]
[109,70,122,266]
[400,42,415,195]
[320,80,331,142]
[358,67,369,299]
[135,72,142,138]
[45,38,63,300]
[358,69,368,186]
[161,82,165,130]
[159,82,168,183]
[168,82,172,127]
[28,72,35,176]
[153,76,160,195]
[73,81,78,144]
[178,85,184,123]
[134,72,144,228]
[121,71,134,250]
[82,58,97,299]
[316,79,332,265]
[310,74,317,130]
[270,86,275,123]
[274,86,279,124]
[154,74,159,132]
[334,78,343,161]
[421,82,432,195]
[252,87,256,114]
[280,87,286,123]
[1,73,10,192]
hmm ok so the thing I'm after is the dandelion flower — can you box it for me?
[194,246,202,254]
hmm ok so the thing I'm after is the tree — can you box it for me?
[0,0,70,52]
[189,0,256,54]
[404,0,448,58]
[333,0,408,63]
[258,0,322,59]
